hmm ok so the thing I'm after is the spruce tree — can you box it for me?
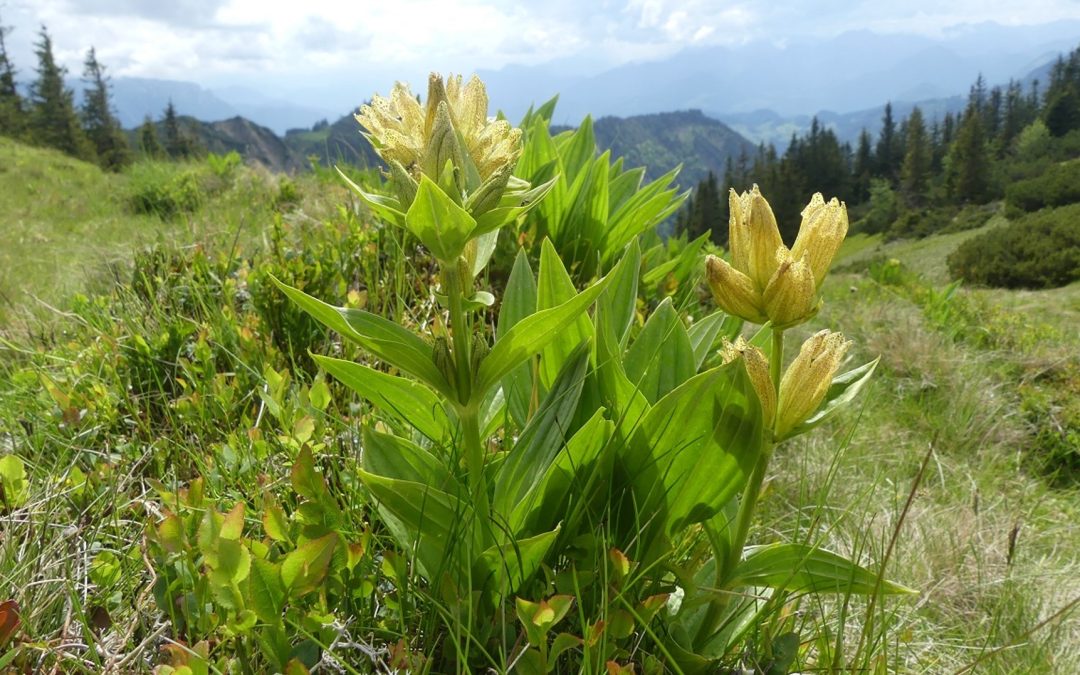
[162,100,197,159]
[29,26,94,160]
[900,107,931,206]
[0,15,25,138]
[946,105,991,203]
[852,128,873,202]
[81,47,132,170]
[138,115,164,158]
[875,102,899,180]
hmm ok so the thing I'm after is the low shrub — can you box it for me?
[1005,159,1080,215]
[947,204,1080,288]
[885,206,956,240]
[127,161,204,218]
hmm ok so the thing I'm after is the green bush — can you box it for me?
[1005,159,1080,215]
[941,202,999,234]
[947,204,1080,288]
[885,206,956,240]
[127,161,203,218]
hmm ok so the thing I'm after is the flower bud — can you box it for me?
[762,249,817,329]
[791,193,848,290]
[388,159,419,207]
[465,163,512,216]
[470,334,489,377]
[719,337,775,426]
[433,336,457,393]
[705,254,767,324]
[729,185,784,290]
[775,330,851,437]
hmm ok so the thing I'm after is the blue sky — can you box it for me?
[3,0,1080,110]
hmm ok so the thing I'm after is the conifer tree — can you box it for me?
[875,102,899,180]
[0,15,25,138]
[81,47,131,170]
[162,100,197,159]
[138,115,164,158]
[946,104,991,203]
[852,128,873,202]
[900,106,931,205]
[29,26,94,160]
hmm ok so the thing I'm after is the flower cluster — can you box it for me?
[708,186,854,439]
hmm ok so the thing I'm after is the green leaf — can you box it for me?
[361,427,462,496]
[626,360,765,536]
[281,532,338,597]
[559,116,596,186]
[537,239,593,389]
[624,298,696,403]
[595,314,651,443]
[405,175,477,262]
[730,543,916,595]
[687,311,731,370]
[510,408,613,537]
[308,379,332,411]
[780,358,880,440]
[0,455,28,509]
[270,277,450,397]
[358,471,478,580]
[474,268,610,403]
[263,501,291,543]
[500,249,539,428]
[474,526,561,602]
[494,345,590,524]
[336,166,406,227]
[314,355,452,443]
[596,238,641,349]
[248,559,286,623]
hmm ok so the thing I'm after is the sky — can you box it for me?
[4,0,1080,111]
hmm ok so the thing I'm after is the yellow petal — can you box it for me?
[762,249,817,329]
[776,330,851,437]
[706,255,768,324]
[720,337,775,425]
[791,194,849,290]
[744,185,784,290]
[727,188,752,274]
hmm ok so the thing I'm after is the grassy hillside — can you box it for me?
[0,137,343,324]
[1,137,1077,672]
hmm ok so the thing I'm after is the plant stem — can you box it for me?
[442,265,490,527]
[697,329,784,647]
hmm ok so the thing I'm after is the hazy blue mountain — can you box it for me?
[482,21,1080,123]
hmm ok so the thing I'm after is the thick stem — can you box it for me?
[442,265,490,527]
[697,329,784,647]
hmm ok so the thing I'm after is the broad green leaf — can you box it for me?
[730,543,916,595]
[474,270,611,402]
[248,558,286,623]
[559,115,596,186]
[336,166,406,227]
[500,249,538,428]
[358,471,478,580]
[537,239,593,389]
[510,408,613,536]
[314,355,452,443]
[624,298,696,403]
[595,315,651,443]
[404,175,477,262]
[281,532,338,597]
[608,166,645,213]
[0,454,28,509]
[780,358,880,440]
[494,344,590,523]
[270,277,449,397]
[474,526,561,602]
[473,177,557,236]
[626,360,764,536]
[688,311,731,370]
[596,238,641,348]
[361,426,461,496]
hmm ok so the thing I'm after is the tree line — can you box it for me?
[0,18,202,170]
[676,43,1080,243]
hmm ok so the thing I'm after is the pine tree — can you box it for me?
[29,26,94,160]
[900,106,931,206]
[875,102,899,180]
[852,128,873,202]
[0,14,26,138]
[1043,86,1080,137]
[162,100,197,159]
[138,115,163,158]
[80,47,132,170]
[946,104,991,203]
